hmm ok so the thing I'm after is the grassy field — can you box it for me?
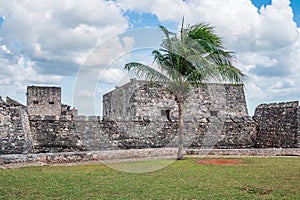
[0,157,299,199]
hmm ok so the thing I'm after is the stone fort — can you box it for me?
[0,80,300,155]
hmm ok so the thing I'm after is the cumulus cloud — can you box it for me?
[118,0,298,50]
[73,34,135,115]
[0,51,63,104]
[118,0,300,115]
[0,0,128,76]
[0,0,130,111]
[1,0,299,115]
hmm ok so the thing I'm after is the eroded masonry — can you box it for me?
[0,81,299,154]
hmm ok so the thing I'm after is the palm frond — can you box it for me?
[124,21,244,92]
[124,62,171,83]
[152,50,188,82]
[216,64,245,84]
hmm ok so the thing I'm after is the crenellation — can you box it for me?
[88,116,101,121]
[74,115,89,121]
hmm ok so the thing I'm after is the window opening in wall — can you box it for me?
[33,101,38,104]
[210,110,218,117]
[161,109,172,122]
[49,101,54,104]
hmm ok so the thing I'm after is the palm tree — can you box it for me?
[124,20,244,160]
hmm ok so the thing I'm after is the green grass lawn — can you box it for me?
[0,157,299,199]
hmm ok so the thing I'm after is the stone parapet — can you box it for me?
[74,116,89,121]
[0,148,178,165]
[1,148,299,166]
[254,101,299,148]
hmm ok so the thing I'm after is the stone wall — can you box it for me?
[253,101,299,148]
[2,148,299,166]
[103,80,248,122]
[0,97,33,154]
[29,115,84,153]
[216,117,257,148]
[187,116,257,149]
[297,106,300,148]
[27,86,61,117]
[103,79,146,121]
[73,116,256,151]
[74,116,113,151]
[74,117,178,151]
[1,83,300,156]
[183,84,248,122]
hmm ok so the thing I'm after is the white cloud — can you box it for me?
[256,0,298,49]
[72,34,136,115]
[0,0,128,76]
[120,0,298,51]
[0,53,63,104]
[238,53,278,67]
[1,0,299,115]
[0,0,130,112]
[77,89,95,98]
[1,45,10,53]
[118,0,300,115]
[117,0,188,22]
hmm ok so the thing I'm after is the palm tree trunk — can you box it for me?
[177,102,184,160]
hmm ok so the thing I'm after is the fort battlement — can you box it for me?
[0,83,299,155]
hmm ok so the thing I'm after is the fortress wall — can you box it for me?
[103,82,248,123]
[253,101,299,148]
[73,116,179,150]
[73,116,256,151]
[128,84,177,122]
[0,98,33,154]
[184,84,248,122]
[27,86,61,117]
[188,117,257,149]
[24,101,298,153]
[1,82,299,156]
[29,116,84,153]
[73,116,113,151]
[298,106,300,148]
[224,84,248,116]
[102,80,147,121]
[215,117,257,148]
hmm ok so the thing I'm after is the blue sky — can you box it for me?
[253,0,300,25]
[0,0,299,116]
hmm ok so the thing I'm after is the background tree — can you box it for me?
[124,20,244,160]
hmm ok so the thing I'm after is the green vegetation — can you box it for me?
[0,157,299,199]
[124,21,244,159]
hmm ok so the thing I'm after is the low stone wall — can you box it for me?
[0,148,178,165]
[1,148,299,166]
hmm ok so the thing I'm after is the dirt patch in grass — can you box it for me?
[239,186,273,195]
[197,158,244,165]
